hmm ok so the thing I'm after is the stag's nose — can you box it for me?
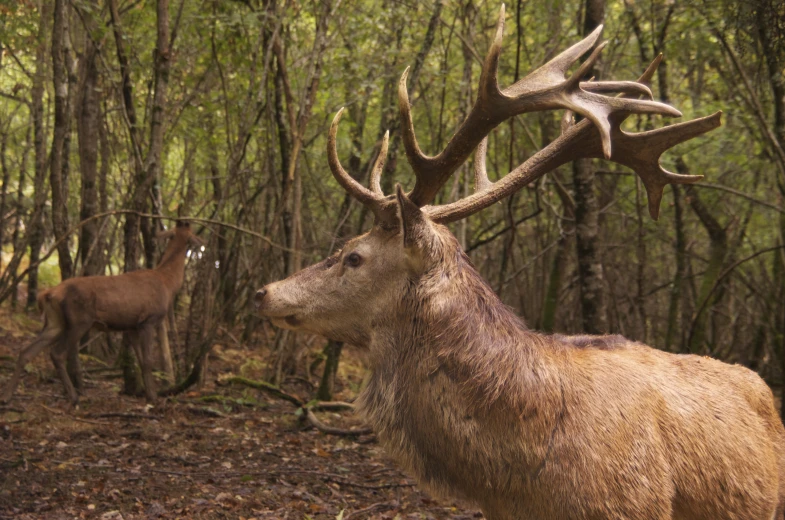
[253,288,267,309]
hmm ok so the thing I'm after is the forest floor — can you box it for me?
[0,309,483,520]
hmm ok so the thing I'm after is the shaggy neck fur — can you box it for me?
[358,233,565,501]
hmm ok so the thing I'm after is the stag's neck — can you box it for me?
[360,250,565,499]
[368,249,559,411]
[155,237,189,291]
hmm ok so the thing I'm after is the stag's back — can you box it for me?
[360,325,785,519]
[553,342,785,519]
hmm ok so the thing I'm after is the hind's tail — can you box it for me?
[36,290,65,331]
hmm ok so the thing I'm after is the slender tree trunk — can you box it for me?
[779,212,785,419]
[95,110,109,274]
[572,0,608,334]
[665,185,687,351]
[9,129,30,309]
[109,0,145,272]
[27,0,53,308]
[272,58,291,272]
[685,180,728,353]
[50,0,74,281]
[316,340,343,401]
[111,0,173,396]
[77,2,100,276]
[756,4,785,406]
[538,4,568,333]
[0,131,10,268]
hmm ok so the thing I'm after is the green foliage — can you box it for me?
[0,0,784,376]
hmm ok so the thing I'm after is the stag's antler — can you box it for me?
[328,4,720,227]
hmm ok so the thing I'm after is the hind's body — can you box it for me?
[1,222,198,405]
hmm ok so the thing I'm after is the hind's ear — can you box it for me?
[156,229,175,241]
[189,233,205,247]
[395,185,427,250]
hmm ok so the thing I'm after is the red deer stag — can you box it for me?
[255,8,785,520]
[1,221,201,406]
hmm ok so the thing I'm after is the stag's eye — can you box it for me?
[344,252,363,268]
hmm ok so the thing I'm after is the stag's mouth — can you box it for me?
[268,314,300,330]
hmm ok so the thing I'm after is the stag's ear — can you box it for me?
[395,185,429,250]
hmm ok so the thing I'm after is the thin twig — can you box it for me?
[86,412,160,420]
[345,501,399,520]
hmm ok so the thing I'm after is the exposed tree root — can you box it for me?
[305,408,372,436]
[219,374,372,437]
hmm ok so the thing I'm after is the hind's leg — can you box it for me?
[134,324,157,402]
[50,326,90,406]
[66,332,85,393]
[1,328,62,403]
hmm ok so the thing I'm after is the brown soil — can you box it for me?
[0,315,482,520]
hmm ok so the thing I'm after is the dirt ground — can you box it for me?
[0,313,483,520]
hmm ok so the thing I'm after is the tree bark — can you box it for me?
[572,0,608,334]
[9,128,31,309]
[685,180,728,353]
[0,130,10,268]
[50,0,74,281]
[110,0,173,395]
[316,340,343,401]
[77,0,101,276]
[665,185,687,351]
[27,0,53,307]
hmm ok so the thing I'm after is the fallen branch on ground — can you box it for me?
[220,374,373,437]
[305,408,372,436]
[219,375,303,407]
[345,501,399,520]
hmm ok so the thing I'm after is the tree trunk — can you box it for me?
[110,0,173,396]
[0,131,10,268]
[50,0,74,281]
[77,1,101,276]
[665,185,687,351]
[27,0,53,308]
[685,180,728,353]
[572,0,608,334]
[316,340,343,401]
[9,128,31,309]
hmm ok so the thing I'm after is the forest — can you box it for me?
[0,0,784,518]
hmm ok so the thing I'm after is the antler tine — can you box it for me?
[369,131,389,196]
[399,4,683,209]
[581,81,653,98]
[474,137,493,193]
[637,54,663,87]
[605,112,722,219]
[328,109,394,221]
[426,108,722,224]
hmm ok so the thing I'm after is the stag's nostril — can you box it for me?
[253,288,267,309]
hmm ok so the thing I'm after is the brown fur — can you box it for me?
[257,196,785,520]
[1,221,200,405]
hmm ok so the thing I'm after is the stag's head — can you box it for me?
[255,5,721,345]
